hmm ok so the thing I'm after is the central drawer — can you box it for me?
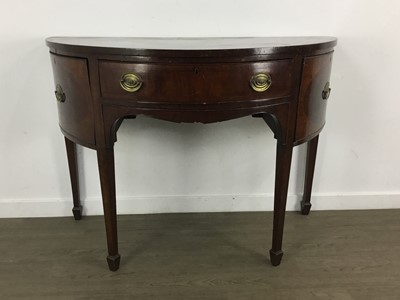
[99,60,294,104]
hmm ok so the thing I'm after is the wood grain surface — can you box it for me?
[47,38,337,269]
[1,210,399,299]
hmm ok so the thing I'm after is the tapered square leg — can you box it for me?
[65,137,83,220]
[300,135,319,215]
[269,143,293,266]
[97,147,120,271]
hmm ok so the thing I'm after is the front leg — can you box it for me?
[97,147,120,271]
[300,135,319,215]
[270,143,293,266]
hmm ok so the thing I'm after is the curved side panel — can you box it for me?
[295,52,333,144]
[50,53,95,146]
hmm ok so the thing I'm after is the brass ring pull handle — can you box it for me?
[322,82,331,100]
[120,73,143,92]
[55,84,66,103]
[250,73,272,92]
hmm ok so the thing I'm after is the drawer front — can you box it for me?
[295,52,333,143]
[50,54,95,146]
[99,60,294,104]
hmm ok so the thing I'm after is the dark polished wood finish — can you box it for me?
[295,52,333,144]
[301,135,320,215]
[270,143,293,266]
[50,54,95,147]
[97,147,120,271]
[99,59,294,103]
[64,137,82,220]
[46,37,337,271]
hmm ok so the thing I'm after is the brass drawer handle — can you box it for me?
[55,84,66,103]
[322,82,331,100]
[120,73,143,92]
[250,73,272,92]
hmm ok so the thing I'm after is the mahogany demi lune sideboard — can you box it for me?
[46,37,337,271]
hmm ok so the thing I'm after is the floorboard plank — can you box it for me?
[0,210,399,299]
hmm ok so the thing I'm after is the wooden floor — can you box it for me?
[1,210,400,299]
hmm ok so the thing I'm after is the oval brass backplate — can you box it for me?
[250,73,272,92]
[55,84,66,103]
[120,73,143,93]
[322,81,331,100]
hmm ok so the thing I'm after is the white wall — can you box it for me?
[0,0,399,217]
